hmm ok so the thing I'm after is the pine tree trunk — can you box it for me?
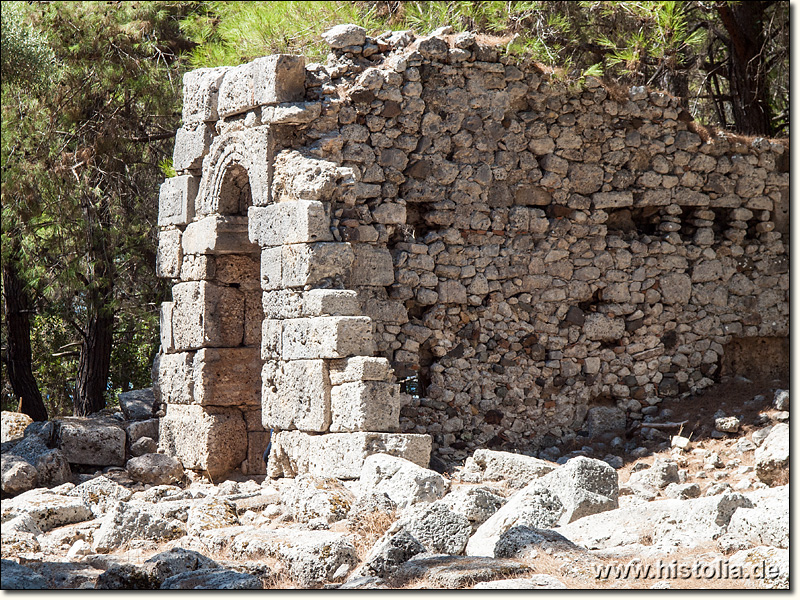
[2,256,49,421]
[716,1,774,136]
[74,306,114,417]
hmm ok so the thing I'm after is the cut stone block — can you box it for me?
[180,254,216,281]
[172,281,244,350]
[328,357,393,385]
[350,245,395,287]
[159,404,247,479]
[158,175,199,227]
[193,348,262,407]
[56,417,126,467]
[282,317,374,360]
[261,101,322,125]
[182,216,258,255]
[217,55,306,118]
[262,359,331,432]
[158,351,194,405]
[260,246,282,291]
[242,430,271,475]
[303,289,359,317]
[262,290,303,319]
[261,320,283,360]
[160,302,175,353]
[173,122,214,172]
[215,255,260,285]
[592,191,633,209]
[156,228,183,279]
[182,67,229,125]
[243,289,262,347]
[268,431,432,479]
[282,243,354,288]
[330,381,402,432]
[248,201,332,247]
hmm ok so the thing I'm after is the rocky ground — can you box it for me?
[1,376,789,590]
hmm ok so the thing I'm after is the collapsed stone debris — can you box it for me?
[159,24,785,479]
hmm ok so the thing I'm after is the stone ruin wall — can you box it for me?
[154,27,789,479]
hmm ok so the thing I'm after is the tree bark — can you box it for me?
[716,1,774,136]
[74,308,114,416]
[2,254,49,421]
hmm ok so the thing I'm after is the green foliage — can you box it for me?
[180,1,387,67]
[0,1,56,88]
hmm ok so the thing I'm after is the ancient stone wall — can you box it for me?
[156,25,789,477]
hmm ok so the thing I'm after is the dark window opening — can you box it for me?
[218,164,252,215]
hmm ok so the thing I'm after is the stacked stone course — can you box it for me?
[156,25,788,478]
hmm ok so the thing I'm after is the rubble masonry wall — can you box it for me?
[155,28,789,477]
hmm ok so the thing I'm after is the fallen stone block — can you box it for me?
[118,388,156,421]
[0,559,50,590]
[67,475,133,517]
[754,423,788,484]
[2,488,93,532]
[56,417,126,467]
[126,453,185,486]
[463,449,556,488]
[268,431,431,480]
[436,486,506,531]
[472,574,567,589]
[2,433,71,491]
[387,503,472,555]
[533,457,619,525]
[187,497,240,534]
[161,569,264,590]
[1,453,39,495]
[92,500,187,553]
[358,453,448,509]
[1,411,33,444]
[393,554,532,589]
[281,474,354,523]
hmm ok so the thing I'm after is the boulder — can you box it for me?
[55,417,126,466]
[92,500,187,553]
[358,453,448,509]
[67,475,133,517]
[465,484,564,557]
[96,548,220,589]
[388,503,472,555]
[491,526,578,560]
[6,433,71,489]
[2,488,93,532]
[463,450,556,488]
[0,559,50,589]
[663,482,701,500]
[281,474,354,523]
[773,389,789,411]
[130,437,158,456]
[558,492,753,551]
[392,554,531,589]
[357,529,426,578]
[186,498,240,534]
[125,418,159,444]
[536,456,619,523]
[627,458,679,490]
[754,423,788,484]
[726,485,788,549]
[118,388,157,421]
[728,546,788,589]
[126,453,184,485]
[473,575,568,589]
[322,24,367,49]
[1,453,38,495]
[161,569,264,589]
[436,485,506,530]
[1,411,33,443]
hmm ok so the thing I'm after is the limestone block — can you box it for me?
[159,404,247,478]
[243,430,270,475]
[350,245,395,287]
[267,430,432,479]
[261,320,283,360]
[262,359,331,432]
[260,246,283,291]
[583,313,625,342]
[261,101,322,125]
[262,290,302,318]
[282,317,375,360]
[181,67,228,125]
[330,381,402,432]
[118,388,156,421]
[173,122,214,172]
[159,303,175,353]
[328,356,393,385]
[56,417,126,466]
[214,255,260,285]
[1,412,33,444]
[158,351,194,405]
[172,281,244,350]
[303,289,359,316]
[592,191,633,209]
[180,254,215,281]
[182,216,258,255]
[158,175,199,227]
[282,243,354,288]
[156,228,183,279]
[271,150,340,203]
[217,55,305,118]
[193,347,262,407]
[659,273,692,304]
[243,289,262,347]
[248,201,332,247]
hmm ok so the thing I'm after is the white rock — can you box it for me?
[358,453,448,509]
[754,423,788,484]
[1,411,33,443]
[463,449,556,488]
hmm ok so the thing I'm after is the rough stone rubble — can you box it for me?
[154,24,788,478]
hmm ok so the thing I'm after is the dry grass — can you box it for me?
[348,509,397,560]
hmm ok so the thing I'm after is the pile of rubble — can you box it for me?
[1,388,788,589]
